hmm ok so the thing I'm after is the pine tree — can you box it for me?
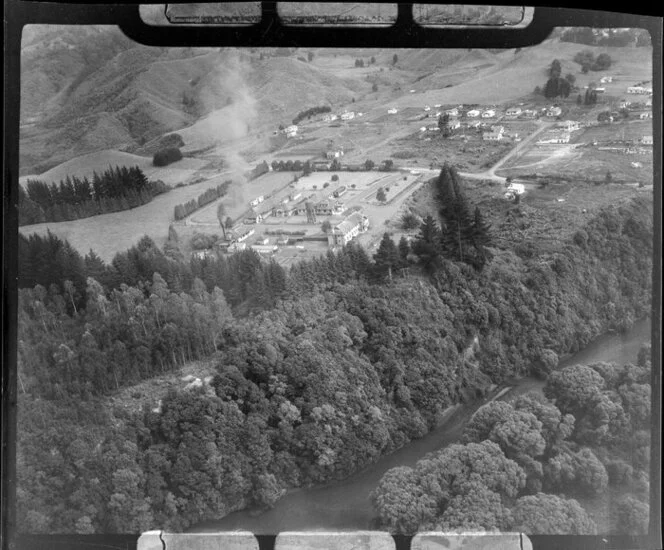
[412,215,443,273]
[373,233,400,282]
[398,236,410,266]
[470,206,492,248]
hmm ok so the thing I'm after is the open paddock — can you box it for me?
[27,148,211,187]
[571,120,653,144]
[19,177,231,262]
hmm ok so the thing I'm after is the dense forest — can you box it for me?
[15,168,653,533]
[19,165,168,226]
[371,352,652,534]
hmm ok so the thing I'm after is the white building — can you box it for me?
[328,212,370,246]
[506,107,522,117]
[249,195,265,207]
[641,135,653,145]
[481,109,496,118]
[627,86,651,94]
[466,109,480,118]
[639,112,652,120]
[341,111,355,121]
[558,120,580,132]
[600,76,613,83]
[323,113,338,122]
[538,132,570,144]
[445,107,459,117]
[251,244,278,255]
[482,125,504,141]
[424,105,431,111]
[284,125,298,135]
[547,106,562,117]
[387,108,398,114]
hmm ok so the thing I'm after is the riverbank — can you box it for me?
[191,317,651,533]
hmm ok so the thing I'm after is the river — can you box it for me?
[192,317,652,533]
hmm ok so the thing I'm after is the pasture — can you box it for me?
[19,177,231,262]
[27,148,210,187]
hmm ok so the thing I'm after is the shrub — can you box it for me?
[153,147,183,167]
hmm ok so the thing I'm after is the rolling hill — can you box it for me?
[20,25,651,180]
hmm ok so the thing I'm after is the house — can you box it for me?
[627,86,647,94]
[284,125,298,136]
[323,113,338,122]
[244,213,263,224]
[558,120,580,132]
[424,105,431,111]
[233,227,256,242]
[332,186,347,198]
[427,125,442,132]
[594,87,606,94]
[276,238,291,246]
[619,100,631,109]
[507,183,525,195]
[546,106,562,117]
[249,195,264,207]
[325,149,344,159]
[483,125,504,141]
[341,111,355,121]
[311,160,332,171]
[445,107,459,117]
[449,120,461,130]
[646,98,652,107]
[434,104,442,108]
[506,107,522,117]
[255,237,270,245]
[466,109,480,118]
[315,200,345,216]
[481,109,496,118]
[466,120,482,129]
[192,250,214,260]
[521,109,537,118]
[251,244,278,255]
[600,76,613,83]
[420,126,427,132]
[639,112,652,120]
[228,242,247,252]
[537,132,570,144]
[327,212,370,246]
[387,108,398,114]
[640,135,653,145]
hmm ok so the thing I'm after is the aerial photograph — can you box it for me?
[15,16,654,539]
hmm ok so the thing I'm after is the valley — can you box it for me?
[15,23,655,538]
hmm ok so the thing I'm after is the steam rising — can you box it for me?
[180,49,263,207]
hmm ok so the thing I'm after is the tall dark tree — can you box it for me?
[412,215,443,273]
[438,114,452,137]
[373,233,400,282]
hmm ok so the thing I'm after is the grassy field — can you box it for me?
[22,149,211,187]
[19,177,234,262]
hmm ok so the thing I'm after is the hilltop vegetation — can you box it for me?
[16,180,652,532]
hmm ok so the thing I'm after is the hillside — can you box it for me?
[20,28,651,177]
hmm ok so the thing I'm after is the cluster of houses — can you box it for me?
[243,185,352,225]
[322,111,363,123]
[627,84,653,95]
